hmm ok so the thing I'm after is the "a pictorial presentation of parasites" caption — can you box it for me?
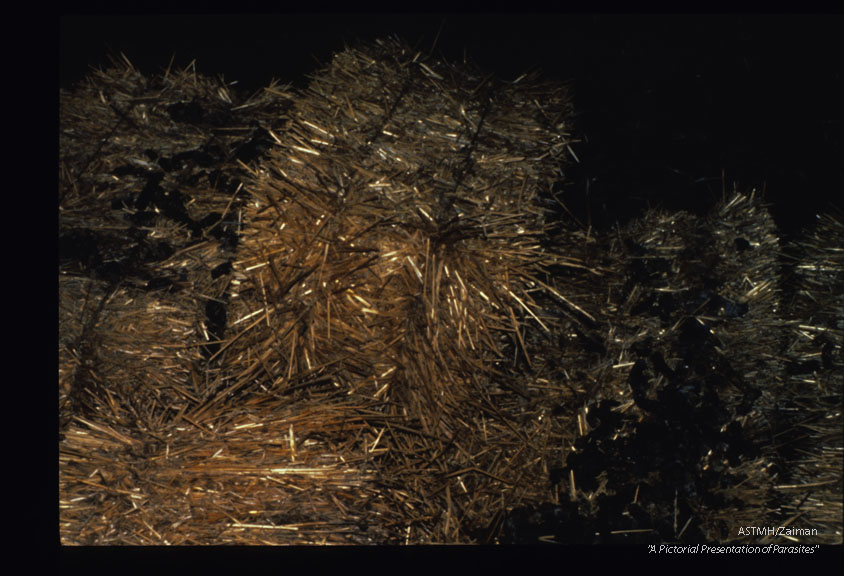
[650,544,821,554]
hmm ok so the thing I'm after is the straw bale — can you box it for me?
[501,191,841,544]
[771,209,843,542]
[60,54,292,421]
[220,37,582,542]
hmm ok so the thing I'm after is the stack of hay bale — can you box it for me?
[59,40,842,545]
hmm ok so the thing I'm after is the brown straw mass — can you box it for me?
[60,39,842,545]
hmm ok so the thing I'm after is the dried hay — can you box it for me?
[59,40,842,545]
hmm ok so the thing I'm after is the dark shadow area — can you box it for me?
[60,14,842,238]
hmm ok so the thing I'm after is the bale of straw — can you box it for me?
[219,37,585,543]
[501,191,842,544]
[772,209,843,542]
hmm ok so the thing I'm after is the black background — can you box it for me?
[59,13,842,238]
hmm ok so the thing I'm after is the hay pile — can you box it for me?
[59,40,842,545]
[774,210,844,537]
